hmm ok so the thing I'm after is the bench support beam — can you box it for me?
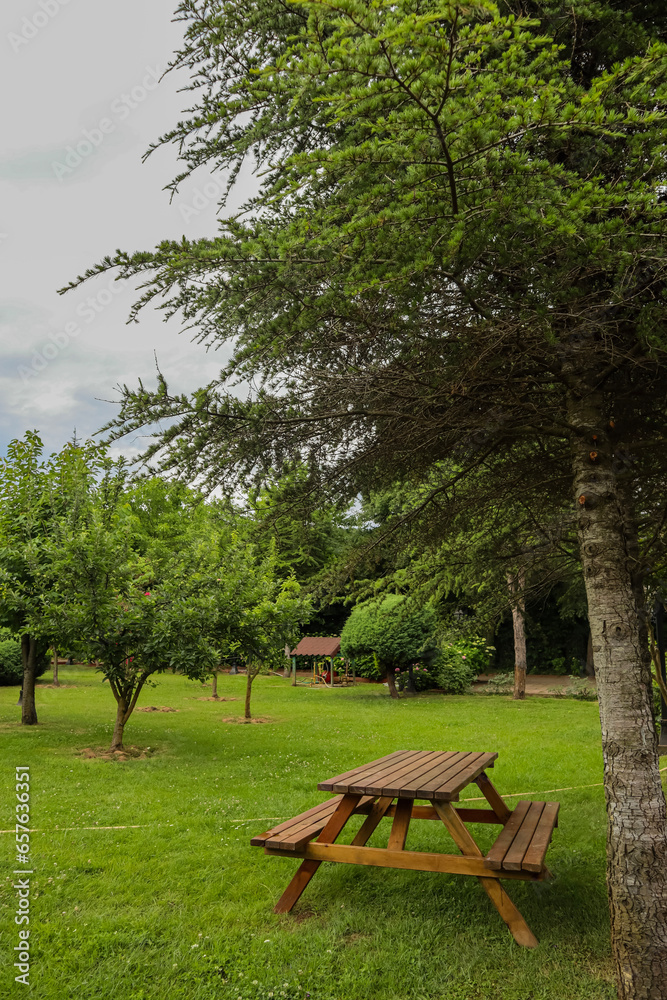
[432,801,539,948]
[265,842,544,880]
[273,793,361,914]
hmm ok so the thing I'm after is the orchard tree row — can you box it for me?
[0,432,311,748]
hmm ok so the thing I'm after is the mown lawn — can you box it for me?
[1,668,619,999]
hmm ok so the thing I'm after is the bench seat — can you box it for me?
[484,800,559,873]
[251,795,375,851]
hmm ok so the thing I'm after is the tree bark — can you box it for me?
[245,669,253,719]
[405,664,416,696]
[508,571,527,700]
[569,389,667,999]
[108,673,147,751]
[110,696,127,752]
[20,634,38,725]
[586,630,596,678]
[385,667,400,699]
[52,645,60,686]
[211,670,218,699]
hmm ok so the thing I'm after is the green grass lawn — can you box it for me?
[0,668,620,1000]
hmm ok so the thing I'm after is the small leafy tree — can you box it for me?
[231,559,312,720]
[341,595,438,698]
[37,468,219,751]
[0,432,99,724]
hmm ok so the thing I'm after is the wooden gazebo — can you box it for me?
[288,636,352,686]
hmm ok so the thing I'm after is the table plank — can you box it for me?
[319,750,499,799]
[503,802,545,870]
[251,796,343,847]
[268,795,376,851]
[411,752,485,800]
[521,802,559,872]
[320,750,435,795]
[484,800,531,870]
[361,751,451,796]
[317,750,422,793]
[393,751,476,799]
[430,753,498,800]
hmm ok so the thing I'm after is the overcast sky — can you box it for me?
[1,0,252,461]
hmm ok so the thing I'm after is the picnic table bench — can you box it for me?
[251,750,559,947]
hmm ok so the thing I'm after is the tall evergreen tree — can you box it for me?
[65,3,667,994]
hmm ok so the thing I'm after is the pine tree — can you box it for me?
[65,4,667,993]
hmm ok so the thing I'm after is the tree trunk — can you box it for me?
[245,670,253,719]
[211,670,218,699]
[569,389,667,999]
[385,667,400,699]
[586,630,596,678]
[52,646,60,686]
[508,571,527,700]
[110,696,127,752]
[405,664,416,696]
[21,635,38,725]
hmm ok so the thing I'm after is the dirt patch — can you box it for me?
[290,908,319,924]
[344,932,371,944]
[136,706,179,713]
[37,684,78,689]
[197,697,238,702]
[221,716,273,725]
[77,745,157,762]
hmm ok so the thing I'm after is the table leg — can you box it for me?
[387,797,412,851]
[273,793,361,914]
[431,800,538,948]
[474,773,512,824]
[351,796,394,846]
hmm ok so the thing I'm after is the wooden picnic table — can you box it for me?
[251,750,559,947]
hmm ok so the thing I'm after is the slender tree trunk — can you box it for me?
[245,669,254,720]
[110,696,127,752]
[211,670,218,699]
[405,664,416,696]
[108,673,148,752]
[508,571,527,700]
[569,389,667,999]
[21,635,38,725]
[385,667,400,699]
[52,645,60,686]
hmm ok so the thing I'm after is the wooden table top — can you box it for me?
[317,749,498,801]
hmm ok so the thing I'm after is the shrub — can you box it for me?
[395,662,439,692]
[434,634,494,694]
[483,671,514,695]
[0,635,50,687]
[434,652,475,694]
[0,640,22,685]
[350,652,384,681]
[547,655,583,676]
[548,675,598,701]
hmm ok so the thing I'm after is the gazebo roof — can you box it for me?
[291,636,341,657]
